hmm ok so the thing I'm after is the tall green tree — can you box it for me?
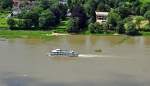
[71,5,88,32]
[134,16,145,30]
[125,22,140,35]
[140,2,150,15]
[39,10,56,29]
[84,0,96,23]
[107,9,121,31]
[117,2,132,18]
[67,17,80,33]
[144,10,150,24]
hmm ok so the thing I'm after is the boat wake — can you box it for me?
[79,54,112,58]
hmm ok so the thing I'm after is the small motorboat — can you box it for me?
[48,49,79,57]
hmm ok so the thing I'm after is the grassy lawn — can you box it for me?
[0,30,52,39]
[141,32,150,36]
[140,0,150,3]
[0,18,8,28]
[52,19,69,33]
[0,12,9,28]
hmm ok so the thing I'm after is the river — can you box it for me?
[0,35,150,86]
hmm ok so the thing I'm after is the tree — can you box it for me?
[117,2,132,18]
[140,3,150,15]
[88,22,104,33]
[39,10,56,29]
[58,4,68,19]
[67,0,85,10]
[131,0,141,15]
[15,19,33,30]
[88,23,95,33]
[125,22,140,36]
[97,3,107,12]
[134,16,145,31]
[19,10,39,29]
[51,7,61,25]
[67,17,80,33]
[84,0,96,23]
[107,9,121,31]
[144,10,150,24]
[116,21,125,34]
[40,0,51,10]
[71,5,88,32]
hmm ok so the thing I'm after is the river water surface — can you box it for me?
[0,35,150,86]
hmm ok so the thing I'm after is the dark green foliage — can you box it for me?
[67,0,85,10]
[1,0,13,9]
[117,2,133,18]
[24,11,39,28]
[7,0,68,30]
[88,23,95,33]
[71,5,87,28]
[131,0,142,15]
[17,9,39,29]
[116,21,126,34]
[58,4,68,19]
[88,23,104,33]
[40,0,51,10]
[7,18,16,30]
[140,3,150,15]
[144,10,150,23]
[39,10,56,29]
[3,0,150,35]
[71,5,88,32]
[67,18,80,33]
[107,10,121,31]
[84,0,96,23]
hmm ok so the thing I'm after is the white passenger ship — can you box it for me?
[49,49,79,57]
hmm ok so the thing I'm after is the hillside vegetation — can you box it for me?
[0,0,150,36]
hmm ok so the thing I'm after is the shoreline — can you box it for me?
[0,30,150,39]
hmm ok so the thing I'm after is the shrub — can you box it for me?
[116,21,126,34]
[67,17,80,33]
[88,22,104,33]
[39,10,56,30]
[144,10,150,24]
[88,23,95,33]
[125,22,140,35]
[7,18,16,30]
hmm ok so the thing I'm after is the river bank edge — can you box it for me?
[0,30,150,39]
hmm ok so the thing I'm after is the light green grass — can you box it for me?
[52,19,69,33]
[0,30,52,39]
[141,32,150,36]
[0,18,8,28]
[0,12,9,28]
[140,0,150,3]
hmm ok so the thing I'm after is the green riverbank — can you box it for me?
[140,0,150,3]
[141,32,150,36]
[0,30,150,40]
[0,30,52,39]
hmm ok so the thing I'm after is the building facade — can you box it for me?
[59,0,67,5]
[96,12,108,24]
